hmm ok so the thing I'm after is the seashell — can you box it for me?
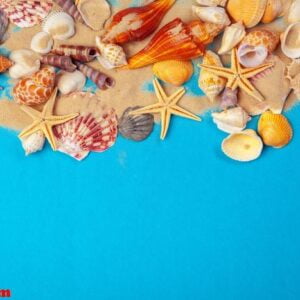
[0,55,13,73]
[198,50,226,102]
[21,131,45,156]
[212,107,251,133]
[52,45,99,63]
[286,0,300,23]
[218,22,246,55]
[152,60,193,87]
[53,92,118,161]
[222,129,264,162]
[54,0,83,23]
[261,0,283,23]
[101,0,175,44]
[95,37,127,69]
[0,8,9,42]
[280,22,300,59]
[13,66,55,106]
[237,44,268,68]
[220,88,238,109]
[9,49,40,79]
[43,11,75,41]
[192,6,231,26]
[75,0,111,31]
[56,70,86,95]
[226,0,268,28]
[118,107,154,141]
[258,111,293,148]
[75,62,115,90]
[41,55,77,72]
[30,32,54,54]
[196,0,227,6]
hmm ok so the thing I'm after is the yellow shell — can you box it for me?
[258,111,293,148]
[227,0,267,28]
[152,60,193,87]
[261,0,282,23]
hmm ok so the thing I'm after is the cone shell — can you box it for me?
[286,0,300,23]
[196,0,228,6]
[31,32,54,54]
[198,50,226,102]
[152,60,194,86]
[258,111,293,148]
[56,70,86,95]
[226,0,268,28]
[192,6,230,26]
[0,55,13,73]
[222,129,264,162]
[261,0,283,23]
[280,22,300,59]
[21,131,45,155]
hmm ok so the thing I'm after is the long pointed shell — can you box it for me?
[0,55,13,73]
[52,45,99,62]
[31,32,53,54]
[54,0,83,23]
[261,0,283,23]
[41,55,77,72]
[280,22,300,59]
[21,131,45,156]
[286,0,300,23]
[56,70,86,95]
[192,6,230,26]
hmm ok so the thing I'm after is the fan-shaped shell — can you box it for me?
[21,131,45,155]
[192,6,230,26]
[56,70,86,95]
[261,0,282,23]
[0,55,13,73]
[280,22,300,59]
[31,32,54,54]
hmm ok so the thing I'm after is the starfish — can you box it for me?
[19,88,79,150]
[199,48,274,102]
[131,78,201,140]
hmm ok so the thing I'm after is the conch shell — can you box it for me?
[261,0,283,23]
[280,22,300,59]
[192,6,230,26]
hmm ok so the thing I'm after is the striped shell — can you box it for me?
[40,55,77,72]
[0,55,13,73]
[54,0,83,23]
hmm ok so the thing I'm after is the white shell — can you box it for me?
[237,44,268,68]
[42,11,75,40]
[192,6,230,26]
[212,107,251,133]
[280,22,300,59]
[30,32,54,54]
[218,22,246,55]
[287,0,300,23]
[56,70,86,95]
[196,0,227,6]
[9,49,41,79]
[21,131,45,156]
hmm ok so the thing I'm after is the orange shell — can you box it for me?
[261,0,282,23]
[0,55,13,73]
[13,67,55,106]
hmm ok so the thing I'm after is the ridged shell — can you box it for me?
[118,107,154,141]
[196,0,227,6]
[261,0,283,23]
[280,22,300,59]
[286,0,300,23]
[226,0,268,28]
[220,88,238,109]
[152,60,194,87]
[21,131,45,156]
[198,50,226,102]
[218,22,246,55]
[31,32,54,54]
[222,129,264,162]
[13,67,55,106]
[56,70,86,95]
[43,11,75,41]
[192,6,230,26]
[0,9,8,42]
[40,55,77,72]
[9,49,40,79]
[237,44,268,68]
[258,111,293,148]
[0,55,13,73]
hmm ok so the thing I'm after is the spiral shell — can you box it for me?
[21,131,45,155]
[40,55,77,72]
[31,32,54,54]
[192,6,230,26]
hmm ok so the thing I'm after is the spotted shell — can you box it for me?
[21,131,45,155]
[0,55,13,73]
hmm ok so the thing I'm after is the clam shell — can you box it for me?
[56,70,86,95]
[196,0,227,6]
[222,129,263,162]
[281,22,300,59]
[152,60,194,87]
[31,32,54,54]
[286,0,300,23]
[261,0,283,23]
[21,131,45,156]
[0,55,13,73]
[237,44,268,68]
[192,6,230,26]
[43,11,75,41]
[258,111,293,148]
[118,107,154,142]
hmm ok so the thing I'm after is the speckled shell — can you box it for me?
[21,131,45,155]
[280,22,300,59]
[261,0,282,23]
[118,107,154,142]
[192,6,230,26]
[258,111,293,148]
[56,70,86,95]
[31,32,54,54]
[0,55,13,73]
[152,60,194,87]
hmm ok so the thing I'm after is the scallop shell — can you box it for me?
[226,0,268,28]
[0,55,13,73]
[258,111,293,148]
[43,11,75,41]
[192,6,230,26]
[152,60,194,87]
[56,70,86,95]
[196,0,227,6]
[237,44,268,68]
[261,0,282,23]
[222,129,263,162]
[31,32,54,54]
[212,107,251,134]
[118,107,154,142]
[21,131,45,156]
[280,22,300,59]
[0,8,9,42]
[9,49,41,79]
[220,88,238,109]
[218,22,246,55]
[198,50,226,102]
[286,0,300,23]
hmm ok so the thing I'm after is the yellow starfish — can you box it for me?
[199,48,274,102]
[131,78,201,140]
[19,88,79,150]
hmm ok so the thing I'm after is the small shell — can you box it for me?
[261,0,283,23]
[0,9,9,42]
[192,6,230,26]
[218,22,246,55]
[21,131,45,156]
[56,70,86,95]
[52,45,99,62]
[54,0,83,23]
[196,0,227,6]
[237,44,268,68]
[220,88,238,109]
[198,51,226,102]
[43,11,75,41]
[9,49,41,79]
[286,0,300,23]
[222,129,264,162]
[212,107,251,133]
[280,22,300,59]
[258,111,293,148]
[0,55,13,73]
[152,60,194,87]
[40,55,77,72]
[96,37,127,69]
[31,32,54,54]
[118,107,154,141]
